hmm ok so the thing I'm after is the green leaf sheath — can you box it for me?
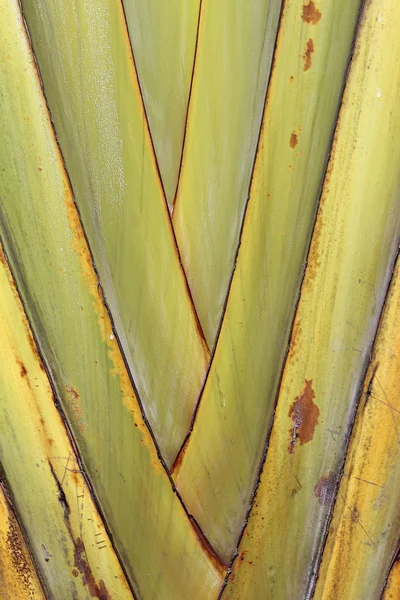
[0,2,225,598]
[175,0,363,564]
[172,0,283,347]
[224,0,400,597]
[122,0,201,208]
[20,0,209,467]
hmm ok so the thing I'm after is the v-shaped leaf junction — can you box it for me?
[1,0,400,598]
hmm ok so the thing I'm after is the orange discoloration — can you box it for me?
[62,183,162,473]
[303,38,314,71]
[65,384,86,433]
[290,132,298,148]
[289,320,302,360]
[288,379,320,453]
[314,472,336,505]
[302,1,322,25]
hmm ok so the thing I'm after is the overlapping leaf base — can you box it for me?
[1,0,399,598]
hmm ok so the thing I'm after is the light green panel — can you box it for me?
[175,0,363,563]
[21,0,209,466]
[0,2,225,598]
[224,0,400,597]
[172,0,282,347]
[122,0,201,207]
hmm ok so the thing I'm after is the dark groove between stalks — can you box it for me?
[307,248,400,600]
[0,238,140,600]
[16,0,221,590]
[171,0,203,214]
[217,0,370,596]
[119,0,209,351]
[380,545,400,599]
[171,0,286,473]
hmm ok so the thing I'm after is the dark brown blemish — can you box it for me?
[17,359,27,378]
[302,1,322,25]
[170,434,190,475]
[74,537,111,599]
[72,568,79,577]
[290,132,298,149]
[188,516,228,574]
[288,379,320,453]
[303,38,314,71]
[6,515,36,593]
[314,472,336,505]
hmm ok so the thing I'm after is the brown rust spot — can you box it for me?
[314,472,336,505]
[65,384,86,433]
[289,132,298,149]
[288,379,320,453]
[72,568,79,577]
[6,514,37,594]
[16,359,27,378]
[303,38,314,71]
[74,537,110,599]
[302,1,322,24]
[289,75,294,83]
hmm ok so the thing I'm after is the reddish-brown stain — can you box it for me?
[314,472,336,505]
[290,132,298,148]
[302,1,322,24]
[74,537,110,599]
[72,569,79,578]
[17,359,27,378]
[170,435,190,476]
[303,38,314,71]
[188,517,228,575]
[288,379,320,453]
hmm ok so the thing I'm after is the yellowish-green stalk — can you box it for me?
[314,254,400,599]
[0,485,45,600]
[21,0,208,465]
[175,0,362,563]
[224,0,400,596]
[122,0,201,207]
[172,0,282,346]
[0,244,133,600]
[0,1,225,597]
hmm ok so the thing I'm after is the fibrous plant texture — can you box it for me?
[0,0,399,598]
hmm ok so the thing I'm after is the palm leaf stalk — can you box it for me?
[0,0,399,598]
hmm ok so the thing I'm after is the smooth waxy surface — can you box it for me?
[172,0,282,346]
[0,245,133,600]
[21,0,208,466]
[175,0,362,563]
[0,2,224,597]
[122,0,201,207]
[224,0,400,596]
[0,485,45,600]
[314,255,400,600]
